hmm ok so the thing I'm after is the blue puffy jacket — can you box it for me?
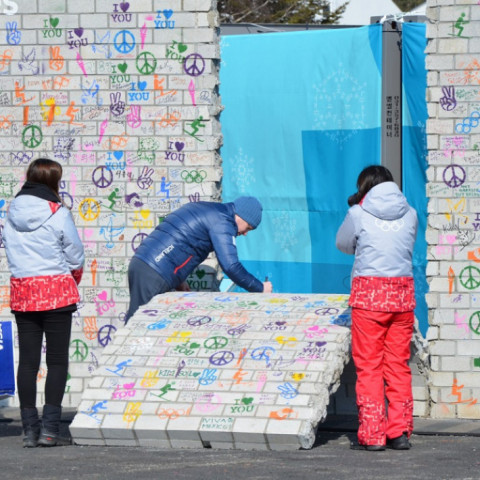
[134,201,264,292]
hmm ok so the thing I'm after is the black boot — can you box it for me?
[386,433,411,450]
[37,404,72,447]
[20,408,41,448]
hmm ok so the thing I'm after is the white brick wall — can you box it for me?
[2,0,478,425]
[0,0,222,408]
[426,0,480,418]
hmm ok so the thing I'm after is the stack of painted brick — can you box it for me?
[70,291,351,450]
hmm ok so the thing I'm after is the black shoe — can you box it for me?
[350,441,385,451]
[387,433,411,450]
[23,429,40,448]
[37,405,72,447]
[37,428,72,447]
[20,408,41,448]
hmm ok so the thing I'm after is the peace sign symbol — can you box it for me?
[209,350,234,366]
[59,191,73,209]
[92,166,113,189]
[184,53,205,77]
[22,125,43,148]
[131,232,148,252]
[203,336,229,350]
[187,315,212,327]
[251,346,276,362]
[98,324,117,347]
[459,266,480,290]
[78,198,100,221]
[114,30,136,54]
[227,324,249,336]
[136,51,157,75]
[70,339,89,362]
[443,164,466,188]
[469,311,480,335]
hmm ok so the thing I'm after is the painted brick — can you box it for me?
[438,38,469,53]
[183,0,214,11]
[413,402,429,417]
[438,5,467,22]
[442,355,475,370]
[70,292,351,449]
[2,0,475,432]
[413,386,430,401]
[69,413,104,439]
[101,414,137,439]
[427,118,455,134]
[426,54,455,70]
[428,340,457,355]
[429,371,455,387]
[183,27,216,43]
[430,402,457,418]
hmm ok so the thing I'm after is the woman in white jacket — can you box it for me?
[4,158,84,448]
[336,165,418,452]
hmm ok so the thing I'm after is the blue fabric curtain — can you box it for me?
[220,22,428,334]
[402,23,429,335]
[220,25,382,294]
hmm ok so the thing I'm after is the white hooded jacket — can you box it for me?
[4,184,84,311]
[336,181,418,279]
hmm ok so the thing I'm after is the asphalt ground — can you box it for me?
[1,408,480,480]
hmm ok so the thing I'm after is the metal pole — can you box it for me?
[378,19,403,188]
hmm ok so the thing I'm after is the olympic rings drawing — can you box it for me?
[455,111,480,134]
[180,169,207,183]
[157,408,189,419]
[374,218,404,232]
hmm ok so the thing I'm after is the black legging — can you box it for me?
[15,310,73,409]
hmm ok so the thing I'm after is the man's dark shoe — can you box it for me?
[387,433,411,450]
[350,441,385,451]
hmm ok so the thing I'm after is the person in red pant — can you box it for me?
[336,165,418,451]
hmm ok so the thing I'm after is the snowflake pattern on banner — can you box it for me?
[219,37,230,68]
[272,211,298,251]
[416,120,428,165]
[312,63,367,148]
[231,148,256,193]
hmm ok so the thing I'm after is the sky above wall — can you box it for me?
[337,0,401,25]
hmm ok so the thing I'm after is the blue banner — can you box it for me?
[220,25,382,294]
[0,321,15,397]
[402,23,429,335]
[220,23,427,333]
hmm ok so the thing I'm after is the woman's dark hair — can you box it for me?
[26,158,63,198]
[348,165,394,206]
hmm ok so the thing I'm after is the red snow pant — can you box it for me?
[351,307,414,446]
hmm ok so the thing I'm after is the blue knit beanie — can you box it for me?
[233,196,263,229]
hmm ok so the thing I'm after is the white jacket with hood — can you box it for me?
[336,181,418,312]
[4,182,84,312]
